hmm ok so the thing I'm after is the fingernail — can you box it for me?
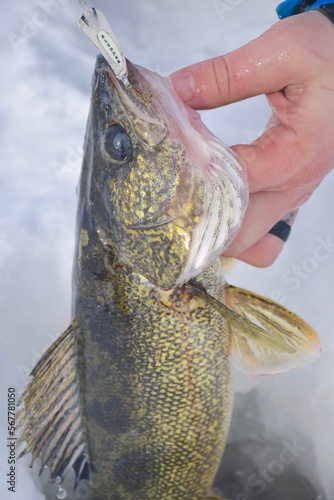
[170,71,196,102]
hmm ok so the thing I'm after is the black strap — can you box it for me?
[269,220,292,243]
[295,1,334,23]
[317,4,334,23]
[296,1,317,13]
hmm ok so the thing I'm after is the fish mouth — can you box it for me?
[94,55,168,147]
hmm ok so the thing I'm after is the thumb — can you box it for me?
[170,16,309,110]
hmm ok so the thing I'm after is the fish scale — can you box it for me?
[76,242,232,499]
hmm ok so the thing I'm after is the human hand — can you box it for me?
[171,11,334,267]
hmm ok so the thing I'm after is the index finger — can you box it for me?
[170,14,314,109]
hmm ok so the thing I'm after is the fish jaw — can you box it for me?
[136,67,248,284]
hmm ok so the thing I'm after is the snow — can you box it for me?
[1,0,333,498]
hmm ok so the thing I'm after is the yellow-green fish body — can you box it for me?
[70,55,241,496]
[18,49,321,500]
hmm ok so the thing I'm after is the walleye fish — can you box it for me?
[18,9,321,500]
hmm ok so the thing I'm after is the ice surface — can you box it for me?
[1,0,333,499]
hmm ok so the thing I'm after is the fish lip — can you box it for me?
[93,54,120,92]
[95,53,110,69]
[93,55,168,147]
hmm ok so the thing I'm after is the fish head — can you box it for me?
[85,55,248,289]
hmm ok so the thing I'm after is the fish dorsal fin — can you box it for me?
[17,323,89,486]
[189,280,321,375]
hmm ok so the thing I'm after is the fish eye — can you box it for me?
[103,123,133,164]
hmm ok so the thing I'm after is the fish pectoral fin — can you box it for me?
[224,284,321,375]
[17,322,89,487]
[189,280,321,376]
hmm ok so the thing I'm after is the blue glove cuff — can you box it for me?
[277,0,334,18]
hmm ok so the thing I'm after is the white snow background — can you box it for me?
[1,0,333,499]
